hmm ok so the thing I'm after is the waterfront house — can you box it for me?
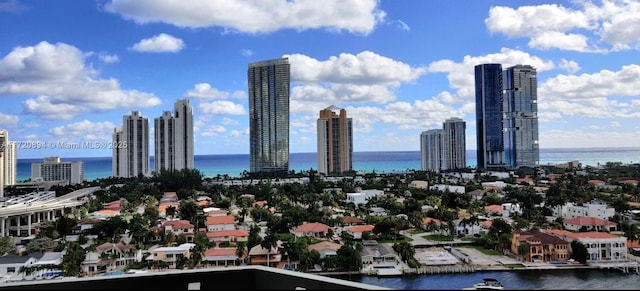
[511,230,571,262]
[360,240,399,265]
[248,241,282,268]
[563,216,617,232]
[0,252,42,279]
[546,229,628,262]
[80,242,140,276]
[202,248,245,267]
[145,243,195,269]
[307,241,341,259]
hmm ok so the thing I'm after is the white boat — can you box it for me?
[462,278,504,290]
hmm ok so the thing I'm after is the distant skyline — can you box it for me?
[1,0,640,159]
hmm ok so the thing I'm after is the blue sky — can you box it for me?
[1,0,639,159]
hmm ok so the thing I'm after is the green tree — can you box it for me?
[26,237,58,254]
[61,242,86,277]
[178,200,200,227]
[0,236,16,255]
[260,230,279,267]
[571,240,589,264]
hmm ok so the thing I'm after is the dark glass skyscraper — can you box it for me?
[247,58,290,175]
[503,65,539,168]
[475,64,505,169]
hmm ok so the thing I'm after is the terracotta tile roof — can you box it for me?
[206,229,248,238]
[564,216,617,226]
[308,241,341,252]
[293,222,330,233]
[588,179,605,185]
[421,217,441,225]
[197,200,211,207]
[204,248,237,257]
[342,216,363,224]
[158,201,180,212]
[346,225,374,233]
[97,209,119,215]
[518,231,569,245]
[546,229,618,239]
[206,215,236,225]
[162,219,194,229]
[481,220,493,228]
[485,204,502,213]
[621,179,639,186]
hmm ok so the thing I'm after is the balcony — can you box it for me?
[0,265,390,290]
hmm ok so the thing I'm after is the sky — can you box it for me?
[1,0,640,159]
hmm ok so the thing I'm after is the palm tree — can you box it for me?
[260,231,278,267]
[235,241,246,265]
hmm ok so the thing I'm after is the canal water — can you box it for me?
[332,268,640,290]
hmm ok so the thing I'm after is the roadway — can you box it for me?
[0,186,100,217]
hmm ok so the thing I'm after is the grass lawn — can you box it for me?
[422,234,454,241]
[459,245,502,255]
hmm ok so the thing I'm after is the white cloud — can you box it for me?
[221,117,238,125]
[287,51,426,113]
[0,113,19,127]
[48,120,116,142]
[201,124,226,137]
[103,0,386,35]
[186,83,230,99]
[486,1,640,52]
[240,49,254,56]
[395,20,410,31]
[199,101,246,115]
[0,41,161,119]
[539,64,640,100]
[540,129,640,149]
[130,33,185,53]
[558,58,580,73]
[229,128,249,137]
[99,53,119,63]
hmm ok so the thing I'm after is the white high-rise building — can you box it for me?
[112,111,149,178]
[155,99,194,173]
[420,117,466,172]
[0,130,17,197]
[443,117,466,170]
[420,129,444,172]
[31,156,84,185]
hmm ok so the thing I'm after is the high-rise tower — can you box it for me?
[154,99,194,173]
[443,117,466,170]
[420,117,466,172]
[503,65,539,168]
[475,63,505,169]
[317,105,353,175]
[112,111,149,178]
[248,58,290,175]
[0,130,16,197]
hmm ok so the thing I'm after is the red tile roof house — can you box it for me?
[292,222,332,239]
[307,241,341,259]
[206,215,236,232]
[341,216,364,226]
[562,216,618,232]
[206,229,249,246]
[344,225,374,240]
[248,241,282,268]
[510,230,571,263]
[202,248,246,267]
[155,220,195,243]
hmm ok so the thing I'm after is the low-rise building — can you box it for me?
[547,229,628,262]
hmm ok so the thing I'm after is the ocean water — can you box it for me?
[16,147,640,182]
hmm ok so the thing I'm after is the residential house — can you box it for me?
[308,241,341,259]
[73,218,101,234]
[553,201,616,220]
[146,243,195,269]
[344,225,374,240]
[203,208,228,217]
[292,222,331,239]
[360,240,399,265]
[160,220,195,243]
[563,216,617,232]
[206,215,236,232]
[501,203,522,218]
[0,252,42,278]
[341,216,364,226]
[205,229,249,245]
[408,180,428,189]
[511,230,571,262]
[546,229,628,262]
[248,241,282,268]
[202,248,244,267]
[346,189,384,206]
[81,242,140,276]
